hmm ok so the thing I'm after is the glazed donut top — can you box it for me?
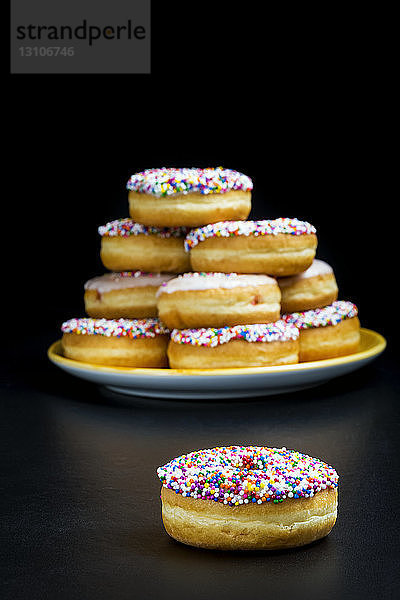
[126,167,253,197]
[283,300,358,329]
[157,271,277,296]
[157,446,338,506]
[170,321,298,347]
[98,218,189,238]
[184,218,317,251]
[61,317,169,338]
[85,271,175,294]
[278,259,333,287]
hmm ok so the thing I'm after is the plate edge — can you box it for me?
[47,328,387,378]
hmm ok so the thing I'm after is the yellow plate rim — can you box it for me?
[47,328,386,377]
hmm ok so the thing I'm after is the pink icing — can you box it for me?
[156,272,277,296]
[278,260,333,288]
[84,272,175,294]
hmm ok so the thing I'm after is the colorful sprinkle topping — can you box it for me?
[170,321,298,347]
[283,301,358,330]
[61,317,169,338]
[126,167,253,197]
[107,271,174,282]
[184,218,317,251]
[119,271,154,278]
[157,446,338,506]
[98,218,188,238]
[88,271,167,280]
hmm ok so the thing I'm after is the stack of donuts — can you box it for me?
[61,166,360,368]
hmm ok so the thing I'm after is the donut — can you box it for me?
[283,301,360,362]
[157,272,281,329]
[278,259,338,313]
[126,167,252,227]
[61,317,169,367]
[84,271,175,319]
[186,218,317,276]
[167,321,299,369]
[157,445,338,550]
[99,218,190,273]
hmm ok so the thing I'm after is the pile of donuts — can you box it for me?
[61,166,360,369]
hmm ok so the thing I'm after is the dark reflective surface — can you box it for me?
[2,334,399,599]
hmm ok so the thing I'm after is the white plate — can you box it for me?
[47,328,386,400]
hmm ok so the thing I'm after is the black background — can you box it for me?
[3,4,399,600]
[7,5,396,340]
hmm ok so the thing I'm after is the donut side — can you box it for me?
[62,332,169,367]
[84,286,160,319]
[167,337,299,369]
[157,284,281,329]
[298,316,360,361]
[189,233,317,276]
[129,190,252,228]
[100,235,190,273]
[279,271,339,313]
[161,486,337,550]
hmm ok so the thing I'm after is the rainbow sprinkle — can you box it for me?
[170,321,299,347]
[126,167,253,197]
[61,317,169,338]
[283,301,358,330]
[98,218,188,238]
[157,446,338,506]
[118,271,159,278]
[184,218,317,251]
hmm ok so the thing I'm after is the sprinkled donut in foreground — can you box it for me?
[278,259,338,313]
[98,218,190,273]
[158,445,338,550]
[157,272,281,329]
[61,317,170,367]
[84,271,175,319]
[283,300,360,362]
[167,321,299,369]
[127,167,252,227]
[186,218,318,276]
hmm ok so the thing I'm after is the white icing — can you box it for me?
[278,260,333,287]
[84,272,175,294]
[156,272,277,296]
